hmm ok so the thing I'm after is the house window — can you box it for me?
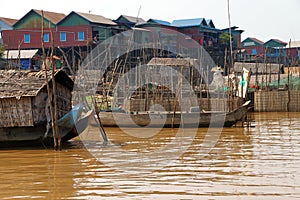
[78,32,84,41]
[24,34,30,43]
[60,32,66,42]
[43,33,49,42]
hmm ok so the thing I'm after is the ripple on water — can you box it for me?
[0,112,299,199]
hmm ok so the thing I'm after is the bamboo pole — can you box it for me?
[17,43,21,70]
[93,96,108,143]
[255,61,258,90]
[41,10,57,149]
[278,48,281,89]
[49,25,61,150]
[287,39,291,111]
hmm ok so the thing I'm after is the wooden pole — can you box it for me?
[49,25,61,150]
[93,95,108,143]
[41,10,57,149]
[287,39,291,111]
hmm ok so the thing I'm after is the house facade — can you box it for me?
[114,15,146,31]
[241,37,300,66]
[241,37,264,61]
[264,39,287,63]
[57,11,118,46]
[137,18,179,51]
[171,18,219,48]
[2,9,65,50]
[285,41,300,66]
[1,9,243,70]
[2,10,118,50]
[0,17,17,44]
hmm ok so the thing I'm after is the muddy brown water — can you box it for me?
[0,112,299,199]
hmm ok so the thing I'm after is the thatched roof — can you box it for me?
[147,57,196,67]
[234,62,283,74]
[0,69,73,98]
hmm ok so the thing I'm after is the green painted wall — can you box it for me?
[242,38,262,47]
[94,27,112,42]
[116,16,130,23]
[14,11,54,29]
[59,13,89,26]
[264,40,286,48]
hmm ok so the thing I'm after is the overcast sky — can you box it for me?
[1,0,299,42]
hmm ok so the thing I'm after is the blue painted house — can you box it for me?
[264,39,287,63]
[0,17,17,31]
[0,17,18,44]
[170,18,219,47]
[264,39,287,48]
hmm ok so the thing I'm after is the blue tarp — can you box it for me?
[20,59,30,69]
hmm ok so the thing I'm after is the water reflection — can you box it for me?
[0,112,299,199]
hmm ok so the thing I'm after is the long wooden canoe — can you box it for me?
[99,101,251,128]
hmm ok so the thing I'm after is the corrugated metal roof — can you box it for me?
[171,18,207,27]
[249,37,264,45]
[75,12,117,25]
[286,41,300,48]
[119,15,146,24]
[0,17,18,26]
[205,19,215,28]
[33,9,65,25]
[264,39,287,48]
[147,19,171,26]
[2,49,39,59]
[272,39,287,45]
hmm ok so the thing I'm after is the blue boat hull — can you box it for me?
[0,104,93,147]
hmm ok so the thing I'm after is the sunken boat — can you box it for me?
[0,69,91,147]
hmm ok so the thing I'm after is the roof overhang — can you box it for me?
[2,49,39,59]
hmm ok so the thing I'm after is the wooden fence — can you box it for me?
[124,97,243,112]
[254,90,300,111]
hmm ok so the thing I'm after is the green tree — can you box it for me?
[219,32,231,46]
[0,45,5,58]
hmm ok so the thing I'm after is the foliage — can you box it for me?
[0,44,5,58]
[219,32,231,45]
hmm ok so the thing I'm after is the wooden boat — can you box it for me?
[0,104,93,147]
[98,100,251,128]
[0,70,93,147]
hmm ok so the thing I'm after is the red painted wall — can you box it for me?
[243,45,264,57]
[2,25,92,49]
